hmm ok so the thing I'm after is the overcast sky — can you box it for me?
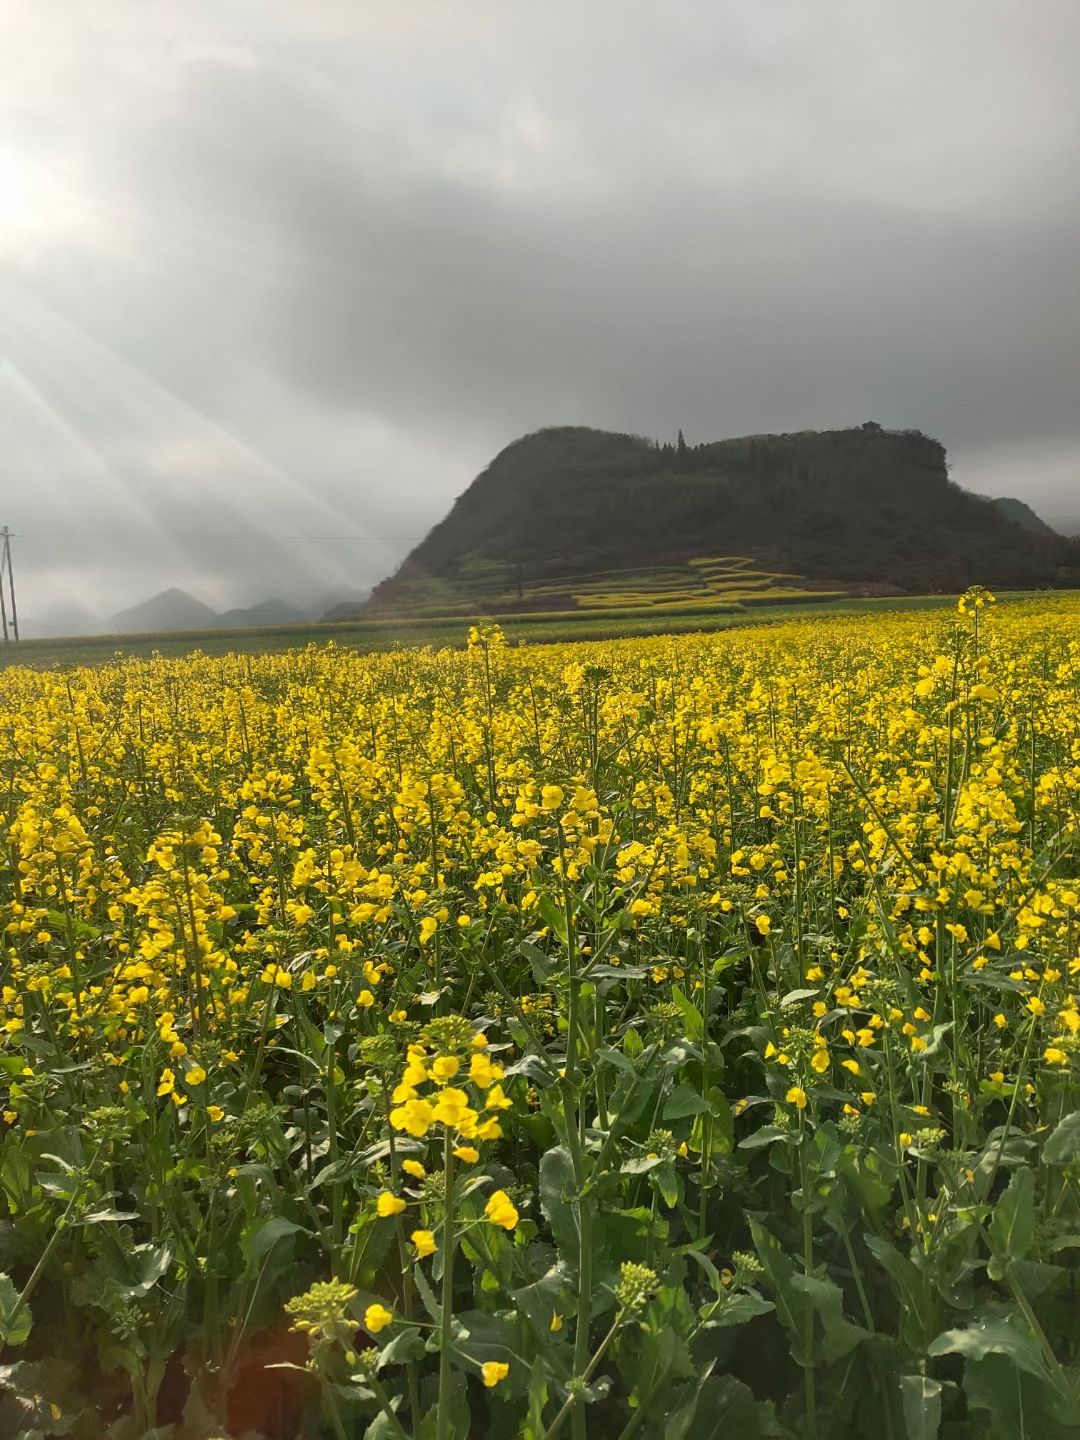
[2,1,1079,626]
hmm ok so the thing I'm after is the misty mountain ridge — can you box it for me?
[367,424,1080,613]
[102,589,354,636]
[20,600,106,641]
[17,584,377,639]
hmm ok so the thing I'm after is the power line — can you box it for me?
[16,531,374,543]
[0,527,20,643]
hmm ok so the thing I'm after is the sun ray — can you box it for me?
[1,284,400,607]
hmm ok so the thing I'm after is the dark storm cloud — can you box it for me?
[2,1,1079,629]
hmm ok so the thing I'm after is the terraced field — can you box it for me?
[374,554,847,618]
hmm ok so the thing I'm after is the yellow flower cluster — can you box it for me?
[390,1036,512,1143]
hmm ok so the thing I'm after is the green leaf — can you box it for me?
[790,1272,869,1364]
[366,1407,402,1439]
[690,1087,733,1157]
[536,894,568,944]
[780,988,820,1008]
[539,1146,579,1260]
[663,1360,716,1440]
[294,1011,326,1061]
[413,1260,442,1324]
[865,1234,937,1348]
[654,1162,679,1209]
[0,1273,31,1347]
[913,1021,954,1062]
[749,1220,806,1355]
[183,1371,228,1439]
[738,1125,793,1151]
[899,1375,942,1440]
[510,1262,572,1341]
[712,950,748,977]
[447,1309,524,1392]
[604,1064,657,1129]
[504,1052,554,1086]
[588,963,653,980]
[522,1358,550,1440]
[413,1370,470,1439]
[77,1206,141,1226]
[376,1325,425,1368]
[1006,1258,1066,1298]
[665,1373,784,1438]
[962,1353,1072,1437]
[519,941,554,982]
[670,986,704,1043]
[685,1246,722,1291]
[120,1242,173,1299]
[928,1314,1051,1382]
[661,1041,701,1073]
[835,1143,894,1217]
[596,1044,637,1077]
[989,1166,1035,1265]
[699,1290,776,1329]
[621,1155,664,1176]
[241,1215,303,1274]
[663,1084,711,1120]
[1043,1111,1080,1166]
[960,971,1025,993]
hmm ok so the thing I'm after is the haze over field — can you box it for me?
[3,1,1080,631]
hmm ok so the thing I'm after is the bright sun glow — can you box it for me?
[0,145,36,227]
[0,144,85,260]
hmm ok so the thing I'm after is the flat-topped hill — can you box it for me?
[365,425,1079,615]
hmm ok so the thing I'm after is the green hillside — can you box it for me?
[366,424,1080,616]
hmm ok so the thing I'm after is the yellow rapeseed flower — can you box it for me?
[365,1303,393,1333]
[485,1189,519,1230]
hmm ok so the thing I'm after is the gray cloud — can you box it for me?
[2,0,1079,628]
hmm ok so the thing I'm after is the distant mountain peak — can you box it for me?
[107,590,314,636]
[109,589,219,635]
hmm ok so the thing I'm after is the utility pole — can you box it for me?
[0,528,19,643]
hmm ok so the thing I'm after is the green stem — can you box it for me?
[541,1307,626,1440]
[436,1131,455,1440]
[6,1162,92,1335]
[559,1081,592,1440]
[986,1009,1041,1200]
[321,1377,349,1440]
[555,828,593,1440]
[326,1037,342,1258]
[367,1369,414,1440]
[799,1127,818,1440]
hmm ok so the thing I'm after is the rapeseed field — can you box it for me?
[0,589,1078,1438]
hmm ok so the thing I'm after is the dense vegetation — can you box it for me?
[0,593,1078,1438]
[369,426,1080,612]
